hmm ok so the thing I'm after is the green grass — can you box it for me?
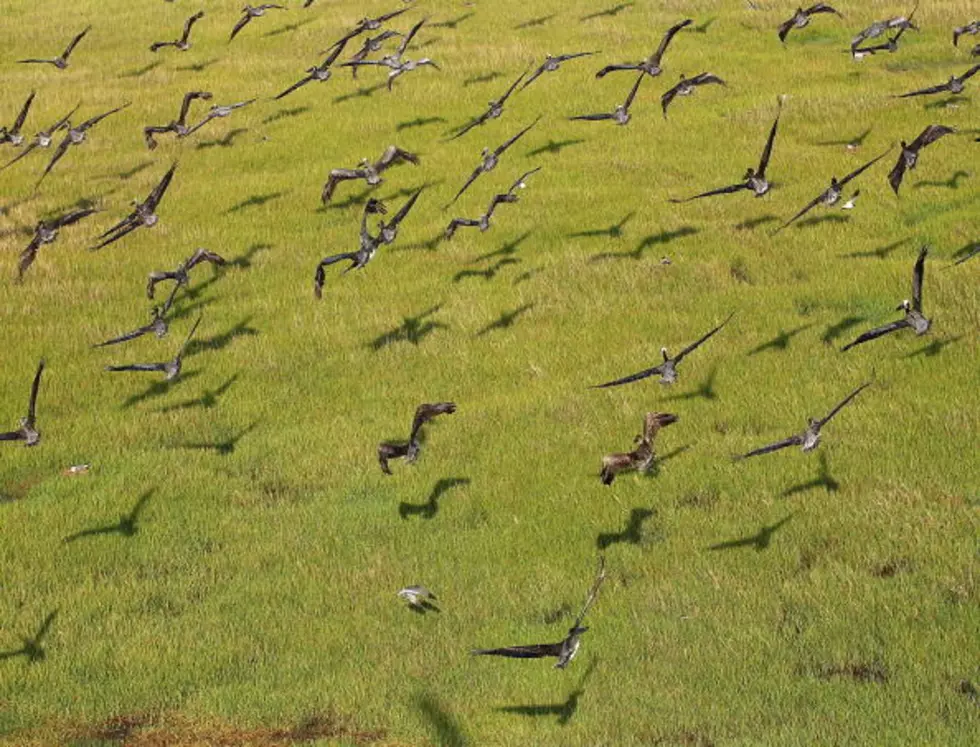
[1,0,978,744]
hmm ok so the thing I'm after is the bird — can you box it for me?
[397,586,438,611]
[0,105,77,172]
[600,412,679,485]
[445,167,541,238]
[339,18,438,90]
[0,91,36,147]
[472,556,607,670]
[570,73,644,125]
[378,403,457,475]
[92,162,178,250]
[143,91,213,149]
[896,64,980,98]
[449,118,539,205]
[595,19,691,78]
[733,382,871,459]
[321,145,419,203]
[778,5,843,43]
[184,99,256,137]
[378,187,424,245]
[105,316,202,381]
[592,313,733,389]
[230,5,285,41]
[37,103,130,186]
[774,148,890,232]
[18,26,91,69]
[150,11,205,52]
[850,23,914,59]
[888,125,955,194]
[661,72,726,118]
[17,207,97,281]
[274,39,349,99]
[670,98,781,202]
[521,51,599,90]
[953,20,979,46]
[344,30,401,79]
[92,291,178,349]
[451,69,527,140]
[851,6,919,50]
[146,248,227,299]
[313,199,388,297]
[332,6,410,47]
[0,360,45,447]
[842,246,931,351]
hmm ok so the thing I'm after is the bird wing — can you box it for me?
[397,18,426,57]
[572,556,607,629]
[17,58,57,66]
[93,322,156,348]
[808,3,843,16]
[91,221,139,251]
[12,91,36,133]
[106,363,167,373]
[26,360,44,425]
[50,207,96,229]
[229,14,252,41]
[450,166,484,205]
[499,69,529,105]
[62,26,91,59]
[186,248,226,269]
[735,434,804,460]
[595,63,641,78]
[778,18,795,43]
[0,431,26,442]
[177,91,210,126]
[145,162,178,210]
[519,62,548,91]
[840,319,910,351]
[911,244,927,311]
[0,141,38,171]
[48,105,79,134]
[17,235,42,281]
[409,402,456,441]
[887,155,907,195]
[661,84,680,117]
[591,363,665,389]
[275,75,314,100]
[388,187,423,228]
[673,312,734,364]
[651,18,693,63]
[496,117,540,156]
[961,63,980,81]
[378,442,409,474]
[182,11,205,42]
[376,145,419,170]
[178,315,203,356]
[839,148,891,186]
[450,111,490,140]
[320,36,348,67]
[669,182,748,202]
[472,643,562,659]
[80,103,129,131]
[314,253,358,297]
[910,124,955,151]
[623,72,645,110]
[898,82,950,98]
[816,381,871,428]
[506,166,542,194]
[321,169,361,202]
[36,135,72,185]
[692,72,726,87]
[774,189,828,233]
[150,41,176,52]
[757,101,782,177]
[570,112,615,121]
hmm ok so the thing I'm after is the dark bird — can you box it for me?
[150,11,205,52]
[446,167,540,238]
[313,199,387,297]
[92,162,178,250]
[0,360,44,447]
[842,246,931,351]
[708,515,794,551]
[888,125,955,194]
[17,207,96,281]
[592,313,733,388]
[143,91,212,149]
[850,25,913,59]
[332,6,409,46]
[953,20,979,46]
[0,611,57,664]
[571,72,644,125]
[451,69,527,140]
[774,148,890,232]
[92,291,178,349]
[339,18,438,90]
[184,99,256,137]
[18,26,91,69]
[63,490,153,543]
[661,72,726,118]
[379,187,424,245]
[778,4,843,43]
[105,315,201,381]
[378,402,457,475]
[449,118,539,205]
[274,38,349,99]
[146,248,226,299]
[522,51,599,90]
[734,382,870,459]
[851,5,919,50]
[344,30,401,79]
[321,145,419,203]
[897,64,979,98]
[600,412,679,485]
[472,556,607,670]
[0,105,76,172]
[596,18,691,78]
[0,91,36,147]
[230,5,285,41]
[670,98,781,201]
[37,103,129,186]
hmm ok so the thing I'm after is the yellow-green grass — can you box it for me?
[1,0,978,744]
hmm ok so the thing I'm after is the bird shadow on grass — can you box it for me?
[333,83,386,104]
[463,71,504,87]
[454,257,521,282]
[110,160,154,181]
[415,693,467,747]
[814,127,871,148]
[568,212,634,240]
[498,657,598,726]
[912,170,970,190]
[262,106,310,125]
[841,236,910,260]
[184,317,259,356]
[643,444,691,478]
[120,370,200,409]
[515,14,556,30]
[264,18,316,37]
[195,128,248,150]
[581,3,634,21]
[433,12,476,30]
[590,226,698,261]
[159,373,239,413]
[904,335,963,359]
[691,17,716,34]
[923,95,969,110]
[369,305,447,350]
[228,243,272,270]
[400,478,471,520]
[180,421,259,456]
[662,367,718,401]
[63,489,154,543]
[225,191,286,214]
[734,214,779,231]
[475,303,535,337]
[821,315,865,345]
[795,214,850,230]
[319,186,374,212]
[175,58,219,73]
[0,610,57,665]
[397,116,446,131]
[781,453,838,497]
[708,513,794,552]
[168,296,214,321]
[526,138,587,157]
[948,241,979,266]
[597,508,655,550]
[120,60,163,78]
[748,323,815,355]
[470,231,532,264]
[395,229,445,252]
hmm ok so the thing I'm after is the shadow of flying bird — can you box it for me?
[63,490,154,543]
[709,514,794,551]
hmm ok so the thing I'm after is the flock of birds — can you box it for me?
[1,0,977,678]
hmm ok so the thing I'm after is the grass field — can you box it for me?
[1,0,978,744]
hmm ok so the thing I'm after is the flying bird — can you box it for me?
[521,51,599,90]
[0,360,44,447]
[397,586,438,611]
[778,5,843,43]
[0,105,77,172]
[888,125,955,194]
[592,313,733,388]
[105,316,201,381]
[472,556,607,670]
[0,91,36,147]
[230,5,285,41]
[596,19,691,78]
[600,412,679,485]
[570,73,644,125]
[842,246,931,351]
[143,91,212,149]
[184,99,256,137]
[661,72,726,118]
[321,145,418,203]
[896,64,979,98]
[378,187,424,245]
[37,103,129,186]
[340,18,438,90]
[92,162,178,250]
[93,292,178,349]
[18,26,91,69]
[344,30,401,79]
[275,39,349,99]
[332,6,410,46]
[378,402,457,475]
[146,248,226,299]
[313,199,388,297]
[850,25,913,59]
[734,382,870,459]
[851,5,919,50]
[445,167,541,238]
[449,118,539,205]
[953,20,979,46]
[451,69,527,140]
[150,11,205,52]
[17,207,96,281]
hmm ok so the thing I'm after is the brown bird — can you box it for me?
[888,125,955,194]
[0,360,45,447]
[321,145,418,203]
[778,4,843,43]
[230,5,285,42]
[897,64,979,98]
[150,11,205,52]
[596,19,691,78]
[147,248,226,299]
[600,412,679,485]
[18,26,91,69]
[378,403,457,475]
[92,162,177,250]
[17,208,97,281]
[143,91,212,149]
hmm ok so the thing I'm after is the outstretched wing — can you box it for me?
[185,248,226,270]
[595,63,641,78]
[410,402,457,443]
[840,319,910,351]
[960,63,980,81]
[182,11,205,43]
[591,363,665,389]
[673,312,734,364]
[314,253,358,297]
[450,165,484,205]
[36,134,73,185]
[275,74,314,100]
[734,434,804,460]
[0,141,39,171]
[79,103,130,131]
[376,145,419,170]
[839,148,890,186]
[26,360,44,425]
[911,244,927,311]
[495,117,540,156]
[12,91,36,133]
[388,187,423,228]
[62,26,91,59]
[623,72,645,110]
[499,69,529,106]
[887,155,907,195]
[669,182,748,202]
[378,442,410,475]
[471,643,562,659]
[774,189,828,233]
[17,235,42,281]
[651,18,693,64]
[757,100,782,177]
[177,91,211,126]
[909,124,955,151]
[50,206,96,229]
[572,556,607,629]
[229,14,252,41]
[816,381,871,428]
[93,322,155,348]
[105,362,167,373]
[145,162,178,210]
[396,18,426,57]
[778,17,795,43]
[897,82,949,98]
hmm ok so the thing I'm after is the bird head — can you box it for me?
[660,346,669,362]
[896,299,911,312]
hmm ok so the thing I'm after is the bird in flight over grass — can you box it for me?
[93,290,178,349]
[451,69,527,139]
[92,161,177,250]
[571,73,644,125]
[184,99,256,137]
[143,91,212,149]
[313,199,388,297]
[888,125,955,194]
[105,315,201,381]
[379,187,424,245]
[343,30,401,79]
[600,412,679,485]
[0,360,45,447]
[842,246,931,351]
[449,117,539,205]
[1,104,77,172]
[953,20,979,46]
[18,26,91,69]
[521,51,599,91]
[671,98,782,202]
[851,5,919,50]
[661,72,726,118]
[275,39,349,99]
[332,6,410,47]
[472,556,607,670]
[151,11,205,52]
[146,248,227,300]
[592,313,733,388]
[397,586,438,611]
[596,18,691,78]
[0,91,36,147]
[896,64,980,98]
[378,403,457,475]
[445,167,541,238]
[850,25,913,59]
[778,4,843,43]
[733,381,871,459]
[774,148,890,232]
[37,103,129,187]
[230,5,285,41]
[321,145,419,203]
[17,207,96,281]
[339,18,439,90]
